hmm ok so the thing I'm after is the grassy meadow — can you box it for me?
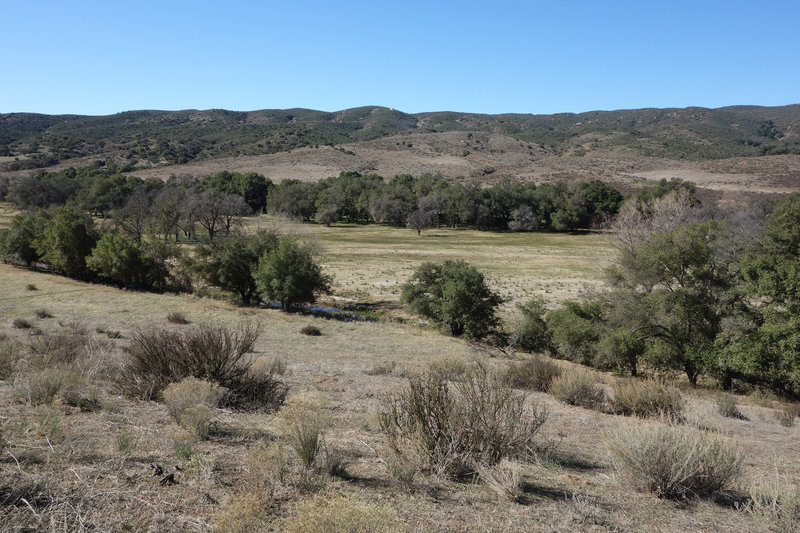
[250,215,615,318]
[1,208,799,532]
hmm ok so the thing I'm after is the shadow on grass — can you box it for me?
[540,450,604,472]
[714,489,751,510]
[518,481,586,505]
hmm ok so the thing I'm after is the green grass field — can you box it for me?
[252,216,615,317]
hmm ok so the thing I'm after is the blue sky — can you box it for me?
[2,0,798,115]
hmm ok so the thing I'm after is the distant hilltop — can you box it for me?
[1,104,799,174]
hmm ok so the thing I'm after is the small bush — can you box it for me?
[747,474,800,533]
[166,311,190,325]
[25,283,38,291]
[116,427,138,454]
[226,363,289,412]
[13,318,32,329]
[427,356,469,382]
[365,361,396,376]
[122,322,270,404]
[14,371,61,404]
[381,448,419,488]
[509,297,552,353]
[380,364,547,479]
[608,378,684,421]
[26,333,88,367]
[716,394,747,420]
[549,371,606,410]
[776,406,799,427]
[300,325,322,336]
[14,368,73,405]
[162,377,226,437]
[547,300,603,365]
[504,355,561,392]
[277,492,402,533]
[275,395,329,470]
[0,341,20,380]
[34,309,52,319]
[477,459,523,502]
[59,372,98,410]
[604,424,742,500]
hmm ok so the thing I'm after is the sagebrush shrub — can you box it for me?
[549,371,606,410]
[604,423,741,500]
[608,378,684,421]
[122,323,286,410]
[300,325,322,336]
[716,394,747,420]
[162,377,226,437]
[166,311,190,325]
[277,492,402,533]
[380,364,547,479]
[504,355,561,392]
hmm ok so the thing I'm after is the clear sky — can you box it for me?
[2,0,798,116]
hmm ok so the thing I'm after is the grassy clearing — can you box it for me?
[248,216,615,317]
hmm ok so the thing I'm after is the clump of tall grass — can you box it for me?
[608,378,685,421]
[604,423,742,500]
[504,355,561,392]
[162,377,226,437]
[274,395,329,471]
[548,370,606,410]
[379,363,547,479]
[747,472,800,533]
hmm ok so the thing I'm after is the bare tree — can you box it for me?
[418,190,444,228]
[194,190,224,241]
[178,189,200,242]
[115,186,154,244]
[508,205,541,231]
[152,186,185,242]
[407,208,432,236]
[219,193,252,234]
[607,190,709,250]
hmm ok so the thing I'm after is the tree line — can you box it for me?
[266,171,625,232]
[1,164,628,235]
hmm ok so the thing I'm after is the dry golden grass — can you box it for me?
[1,248,799,531]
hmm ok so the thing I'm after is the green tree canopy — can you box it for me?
[253,238,331,311]
[0,208,52,265]
[400,260,502,339]
[34,207,98,277]
[192,231,280,304]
